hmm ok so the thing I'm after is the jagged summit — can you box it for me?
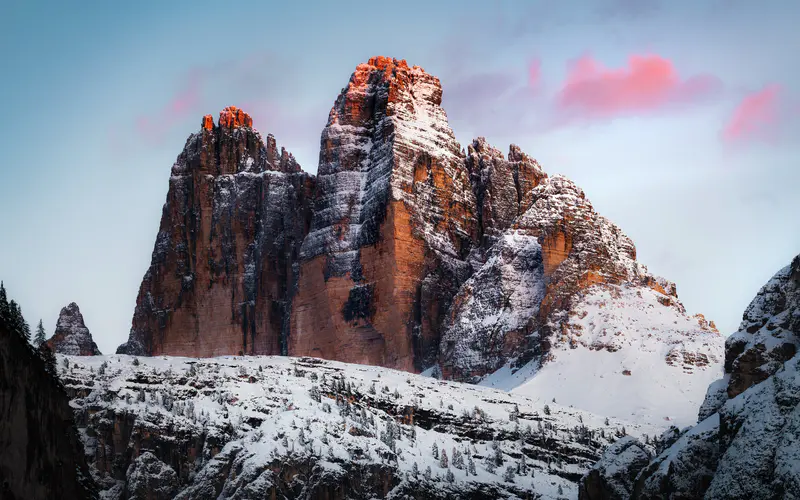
[202,105,253,130]
[46,302,101,356]
[116,57,722,425]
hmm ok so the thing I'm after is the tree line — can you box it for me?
[0,281,54,372]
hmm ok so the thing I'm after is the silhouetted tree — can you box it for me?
[34,320,46,347]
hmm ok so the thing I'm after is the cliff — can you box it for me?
[117,106,315,357]
[0,323,95,499]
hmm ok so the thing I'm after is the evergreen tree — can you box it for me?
[6,300,21,337]
[503,465,515,483]
[34,319,46,347]
[431,441,439,459]
[439,449,448,468]
[0,281,8,327]
[468,454,477,476]
[411,461,419,478]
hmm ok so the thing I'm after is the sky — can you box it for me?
[0,0,798,355]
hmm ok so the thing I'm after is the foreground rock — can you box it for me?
[579,254,800,499]
[46,302,101,355]
[59,354,665,499]
[0,323,95,499]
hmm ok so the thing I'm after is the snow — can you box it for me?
[481,285,724,428]
[60,354,665,499]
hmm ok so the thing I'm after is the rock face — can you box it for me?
[46,302,101,355]
[578,437,651,500]
[578,254,800,499]
[0,323,96,499]
[117,107,315,357]
[289,57,477,372]
[117,58,721,401]
[722,254,800,400]
[439,174,720,385]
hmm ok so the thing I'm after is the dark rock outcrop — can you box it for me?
[117,107,315,357]
[0,324,95,499]
[46,302,101,356]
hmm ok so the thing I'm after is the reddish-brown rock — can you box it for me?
[288,57,477,371]
[116,109,315,357]
[218,105,253,128]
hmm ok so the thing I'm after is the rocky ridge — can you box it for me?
[46,302,101,355]
[58,353,665,499]
[578,254,800,499]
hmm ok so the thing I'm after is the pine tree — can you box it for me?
[544,404,551,415]
[439,449,448,468]
[34,320,46,347]
[445,469,455,482]
[411,461,419,478]
[503,465,515,483]
[0,281,8,327]
[431,441,439,459]
[468,454,477,476]
[424,466,432,481]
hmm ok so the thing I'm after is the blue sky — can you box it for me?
[1,0,798,354]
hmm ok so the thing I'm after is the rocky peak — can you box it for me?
[116,110,315,357]
[290,56,476,372]
[704,253,800,409]
[466,137,548,244]
[217,105,253,128]
[46,302,101,356]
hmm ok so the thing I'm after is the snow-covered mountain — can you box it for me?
[579,253,800,499]
[60,354,666,499]
[110,57,723,431]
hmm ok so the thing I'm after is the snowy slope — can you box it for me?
[59,354,664,499]
[480,285,724,428]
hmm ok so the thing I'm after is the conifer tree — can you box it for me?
[34,320,46,347]
[0,281,8,327]
[439,449,449,468]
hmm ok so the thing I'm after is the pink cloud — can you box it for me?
[136,71,206,146]
[528,59,541,87]
[722,84,781,144]
[556,54,721,121]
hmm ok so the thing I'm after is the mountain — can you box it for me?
[117,106,315,357]
[578,253,800,499]
[58,353,666,499]
[0,320,96,499]
[46,302,101,355]
[115,56,722,426]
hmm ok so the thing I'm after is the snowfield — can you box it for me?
[59,354,665,499]
[479,284,724,428]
